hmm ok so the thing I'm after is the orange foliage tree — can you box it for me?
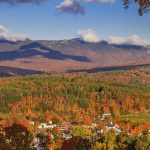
[123,0,150,15]
[3,123,34,150]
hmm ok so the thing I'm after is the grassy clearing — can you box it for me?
[120,114,150,123]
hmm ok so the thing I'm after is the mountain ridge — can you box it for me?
[0,38,150,75]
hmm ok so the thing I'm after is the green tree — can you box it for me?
[136,133,150,150]
[70,125,91,138]
[91,142,104,150]
[102,130,118,150]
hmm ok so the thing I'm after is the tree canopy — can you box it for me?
[123,0,150,15]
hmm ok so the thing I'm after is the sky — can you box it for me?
[0,0,150,45]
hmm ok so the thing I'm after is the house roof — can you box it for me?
[106,124,114,128]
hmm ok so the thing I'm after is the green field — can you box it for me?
[120,114,150,123]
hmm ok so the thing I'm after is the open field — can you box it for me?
[120,114,150,123]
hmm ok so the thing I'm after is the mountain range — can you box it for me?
[0,38,150,76]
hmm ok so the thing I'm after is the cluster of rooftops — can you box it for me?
[29,113,123,135]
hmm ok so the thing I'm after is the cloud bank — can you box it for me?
[0,0,45,5]
[77,28,100,43]
[108,35,149,46]
[77,28,149,46]
[0,25,29,42]
[56,0,85,15]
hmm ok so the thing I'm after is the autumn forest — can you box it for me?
[0,67,150,150]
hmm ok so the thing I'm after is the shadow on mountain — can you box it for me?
[70,39,145,51]
[0,72,14,77]
[0,66,44,77]
[0,39,17,45]
[113,44,144,50]
[0,42,91,62]
[68,64,150,73]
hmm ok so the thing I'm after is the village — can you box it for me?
[27,113,124,150]
[0,103,150,150]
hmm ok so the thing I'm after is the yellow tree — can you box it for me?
[70,125,91,138]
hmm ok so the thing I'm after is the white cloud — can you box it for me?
[56,0,116,15]
[56,0,85,15]
[77,28,100,43]
[77,29,149,46]
[108,35,149,46]
[82,0,115,3]
[0,25,8,35]
[0,25,29,42]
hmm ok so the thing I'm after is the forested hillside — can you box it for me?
[0,67,149,123]
[0,67,150,150]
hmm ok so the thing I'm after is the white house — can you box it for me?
[62,132,72,140]
[29,121,35,125]
[97,129,104,134]
[38,121,56,129]
[86,123,97,129]
[100,113,112,121]
[105,122,122,133]
[59,122,71,132]
[36,146,45,150]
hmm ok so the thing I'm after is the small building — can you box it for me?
[62,132,72,140]
[86,123,98,129]
[97,129,104,135]
[105,122,122,133]
[36,147,45,150]
[37,121,56,129]
[29,121,35,125]
[91,123,97,128]
[143,129,150,135]
[59,122,71,132]
[100,113,112,121]
[105,122,114,131]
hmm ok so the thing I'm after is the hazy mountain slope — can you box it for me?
[0,66,43,76]
[0,39,150,75]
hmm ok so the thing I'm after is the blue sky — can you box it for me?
[0,0,149,44]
